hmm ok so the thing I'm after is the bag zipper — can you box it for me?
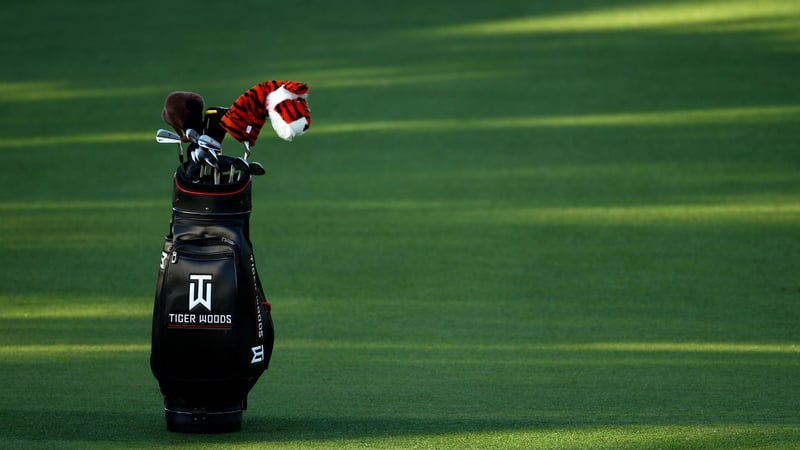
[169,236,238,264]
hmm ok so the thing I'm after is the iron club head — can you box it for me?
[189,146,219,182]
[156,129,185,163]
[156,129,181,144]
[229,156,249,183]
[186,128,200,143]
[248,161,266,176]
[198,134,222,152]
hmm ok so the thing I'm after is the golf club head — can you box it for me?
[184,146,205,181]
[190,147,201,164]
[186,128,200,143]
[229,157,246,171]
[183,158,202,181]
[248,161,266,176]
[217,155,248,184]
[216,155,241,171]
[196,147,219,169]
[198,135,222,152]
[156,129,182,144]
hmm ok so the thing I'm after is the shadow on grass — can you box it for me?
[0,409,162,443]
[0,409,537,443]
[2,408,799,447]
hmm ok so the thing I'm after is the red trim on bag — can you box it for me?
[167,323,233,330]
[174,177,251,197]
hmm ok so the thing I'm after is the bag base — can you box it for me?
[164,399,243,433]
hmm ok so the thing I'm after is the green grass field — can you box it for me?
[1,0,799,448]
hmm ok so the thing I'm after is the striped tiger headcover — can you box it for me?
[220,80,311,146]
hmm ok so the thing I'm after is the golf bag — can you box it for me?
[151,166,274,433]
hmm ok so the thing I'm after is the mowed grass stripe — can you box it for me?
[0,104,797,148]
[277,339,800,354]
[1,0,799,447]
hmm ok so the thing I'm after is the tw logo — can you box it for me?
[188,274,213,311]
[251,345,264,364]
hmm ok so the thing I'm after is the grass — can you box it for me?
[1,0,799,448]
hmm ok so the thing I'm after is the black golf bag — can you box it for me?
[151,163,274,433]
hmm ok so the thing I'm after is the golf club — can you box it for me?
[198,135,223,184]
[189,148,205,180]
[156,129,181,143]
[230,156,249,183]
[186,146,204,182]
[248,161,266,176]
[243,141,252,160]
[156,129,185,162]
[215,155,246,184]
[196,146,219,184]
[186,128,200,144]
[198,134,222,152]
[238,141,253,181]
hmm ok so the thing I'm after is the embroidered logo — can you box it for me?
[188,274,213,311]
[251,345,265,364]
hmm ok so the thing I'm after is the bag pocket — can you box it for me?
[154,236,240,382]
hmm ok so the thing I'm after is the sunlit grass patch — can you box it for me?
[475,202,800,226]
[0,200,163,212]
[263,199,800,226]
[0,344,148,362]
[424,0,800,36]
[0,202,164,249]
[0,80,166,103]
[302,64,516,89]
[312,105,800,135]
[449,425,800,450]
[278,339,800,354]
[556,341,800,354]
[0,200,165,241]
[1,0,799,447]
[0,295,150,320]
[0,131,153,148]
[0,105,796,149]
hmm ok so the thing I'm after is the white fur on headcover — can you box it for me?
[267,85,309,142]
